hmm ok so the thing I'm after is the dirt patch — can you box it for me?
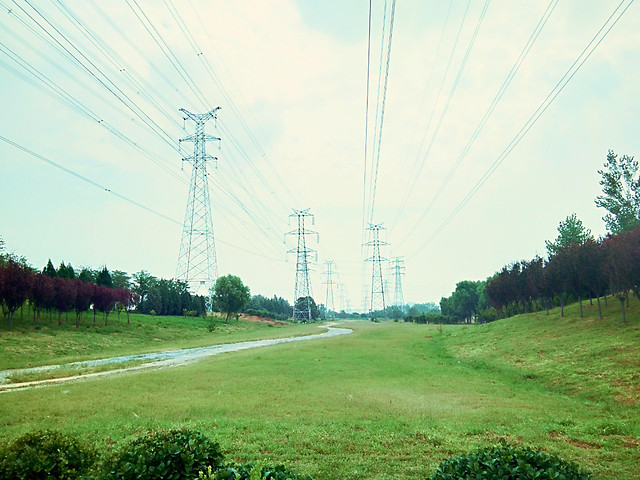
[622,436,639,448]
[240,315,289,326]
[549,432,600,450]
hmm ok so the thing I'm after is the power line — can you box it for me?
[367,0,397,225]
[0,134,285,262]
[408,0,635,257]
[396,0,558,248]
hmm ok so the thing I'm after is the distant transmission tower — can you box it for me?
[365,223,389,316]
[286,209,318,321]
[323,260,336,319]
[390,256,405,309]
[176,107,221,305]
[362,287,369,314]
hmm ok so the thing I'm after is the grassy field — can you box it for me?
[0,311,320,370]
[0,300,639,479]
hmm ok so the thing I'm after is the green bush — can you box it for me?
[99,428,223,480]
[429,444,590,480]
[0,430,96,480]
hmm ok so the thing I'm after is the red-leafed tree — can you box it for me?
[0,260,33,328]
[30,273,55,325]
[524,256,545,312]
[602,233,634,323]
[580,238,607,320]
[73,279,94,327]
[124,290,139,324]
[544,248,571,317]
[52,277,77,325]
[92,285,115,326]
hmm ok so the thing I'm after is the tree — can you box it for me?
[57,261,76,279]
[96,266,113,288]
[580,238,607,320]
[43,259,57,277]
[73,279,94,327]
[294,296,320,321]
[132,270,154,304]
[0,260,33,327]
[211,274,251,323]
[30,273,55,324]
[602,233,634,323]
[111,270,131,290]
[595,150,640,234]
[78,267,95,283]
[92,285,116,326]
[545,213,592,258]
[52,277,77,325]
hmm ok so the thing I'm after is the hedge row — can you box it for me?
[0,429,590,480]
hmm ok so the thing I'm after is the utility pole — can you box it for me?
[390,256,405,310]
[322,260,336,319]
[176,107,221,307]
[365,223,388,318]
[286,209,318,321]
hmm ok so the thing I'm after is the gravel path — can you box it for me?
[0,326,352,393]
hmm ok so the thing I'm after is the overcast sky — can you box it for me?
[1,0,638,310]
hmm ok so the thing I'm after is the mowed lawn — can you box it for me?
[1,304,639,479]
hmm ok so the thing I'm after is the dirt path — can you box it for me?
[0,326,352,393]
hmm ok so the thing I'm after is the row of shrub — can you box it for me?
[0,428,590,480]
[0,429,310,480]
[243,308,290,322]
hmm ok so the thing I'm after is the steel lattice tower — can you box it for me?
[286,209,317,321]
[390,256,405,309]
[322,260,336,319]
[365,223,389,316]
[176,107,221,305]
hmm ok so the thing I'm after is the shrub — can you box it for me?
[429,444,590,480]
[0,430,96,480]
[99,428,223,480]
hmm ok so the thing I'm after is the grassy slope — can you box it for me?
[0,300,638,479]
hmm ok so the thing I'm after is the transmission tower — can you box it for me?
[390,256,405,310]
[365,223,389,316]
[322,260,337,319]
[362,287,369,314]
[286,209,318,321]
[176,107,221,305]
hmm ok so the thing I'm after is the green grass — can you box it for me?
[0,310,320,370]
[0,299,639,479]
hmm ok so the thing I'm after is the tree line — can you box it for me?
[0,258,138,328]
[486,228,640,323]
[0,248,211,328]
[440,149,640,324]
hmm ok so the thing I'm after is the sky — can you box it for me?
[1,0,638,311]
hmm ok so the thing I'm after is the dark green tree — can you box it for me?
[111,270,131,289]
[293,296,320,321]
[95,266,113,288]
[595,150,640,234]
[545,213,593,258]
[211,274,251,323]
[43,259,57,277]
[57,261,76,279]
[78,267,95,283]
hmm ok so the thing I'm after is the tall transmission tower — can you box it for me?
[322,260,337,319]
[365,223,389,316]
[286,209,318,321]
[390,256,405,310]
[176,107,221,305]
